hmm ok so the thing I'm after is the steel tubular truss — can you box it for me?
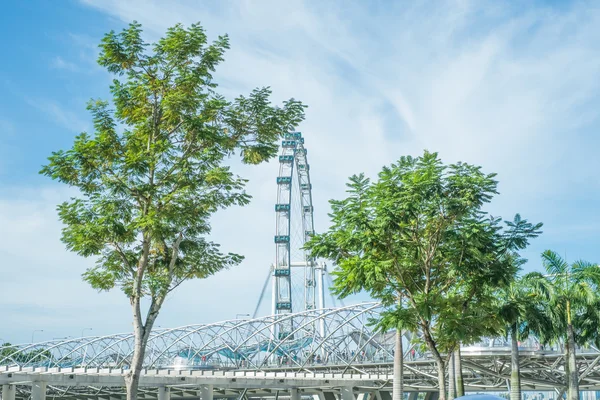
[1,304,384,372]
[4,304,600,399]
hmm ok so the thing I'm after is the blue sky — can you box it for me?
[1,0,600,344]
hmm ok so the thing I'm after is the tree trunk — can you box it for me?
[448,352,455,400]
[422,328,446,400]
[124,327,147,400]
[510,323,521,400]
[392,328,404,400]
[124,299,159,400]
[454,347,464,397]
[566,323,579,400]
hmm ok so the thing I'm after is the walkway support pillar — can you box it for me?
[378,392,391,400]
[199,384,213,400]
[158,386,170,400]
[341,387,356,400]
[32,382,46,400]
[291,388,300,400]
[322,392,337,400]
[2,385,16,400]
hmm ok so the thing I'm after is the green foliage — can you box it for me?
[41,22,305,314]
[306,151,542,357]
[524,251,600,345]
[496,276,552,341]
[0,343,17,363]
[0,344,53,365]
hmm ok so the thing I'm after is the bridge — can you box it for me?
[3,303,600,400]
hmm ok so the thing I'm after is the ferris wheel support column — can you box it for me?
[317,262,325,311]
[270,264,277,339]
[317,262,326,339]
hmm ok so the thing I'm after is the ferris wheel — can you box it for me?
[273,132,321,338]
[253,132,336,339]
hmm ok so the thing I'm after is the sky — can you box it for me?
[1,0,600,344]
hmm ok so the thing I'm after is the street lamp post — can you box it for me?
[81,328,93,337]
[31,330,43,343]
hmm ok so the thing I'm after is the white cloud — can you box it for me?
[3,0,599,340]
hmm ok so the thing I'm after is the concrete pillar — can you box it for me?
[378,392,391,400]
[360,393,374,400]
[341,387,356,400]
[199,384,213,400]
[32,382,47,400]
[408,393,418,400]
[424,392,439,400]
[291,389,300,400]
[323,392,337,400]
[158,386,170,400]
[2,385,16,400]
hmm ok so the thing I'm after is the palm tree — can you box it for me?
[498,276,551,400]
[393,328,404,400]
[525,250,600,400]
[447,347,464,399]
[375,298,412,400]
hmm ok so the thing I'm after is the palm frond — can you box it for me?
[522,272,553,301]
[541,250,568,276]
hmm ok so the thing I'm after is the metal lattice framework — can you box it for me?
[4,303,600,399]
[0,304,388,371]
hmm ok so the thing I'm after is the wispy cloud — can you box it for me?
[67,33,104,71]
[50,56,80,72]
[0,118,15,136]
[24,97,89,133]
[79,0,600,271]
[79,0,600,193]
[0,118,16,176]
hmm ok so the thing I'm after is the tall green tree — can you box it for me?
[41,22,305,400]
[497,273,550,400]
[526,251,600,400]
[305,152,541,400]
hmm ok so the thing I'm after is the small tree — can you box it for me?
[41,22,305,400]
[526,251,600,400]
[305,152,541,400]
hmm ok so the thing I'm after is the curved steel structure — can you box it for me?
[0,304,391,370]
[4,303,600,400]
